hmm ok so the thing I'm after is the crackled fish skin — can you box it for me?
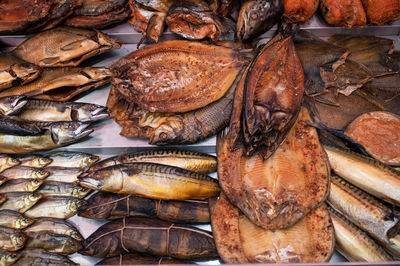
[236,0,283,41]
[362,0,400,25]
[0,227,26,252]
[0,249,20,266]
[0,210,34,229]
[0,179,43,193]
[0,96,27,116]
[24,197,82,219]
[282,0,319,22]
[24,217,82,241]
[12,27,120,67]
[320,0,367,28]
[15,249,77,265]
[47,152,99,169]
[0,192,42,213]
[111,40,245,113]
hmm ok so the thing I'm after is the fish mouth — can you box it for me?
[7,96,28,116]
[90,107,109,121]
[77,176,102,190]
[51,122,94,145]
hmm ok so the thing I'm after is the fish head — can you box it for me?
[12,62,41,82]
[72,186,91,199]
[81,154,100,169]
[25,193,42,205]
[0,176,7,186]
[77,171,104,190]
[6,157,20,168]
[72,103,109,122]
[32,157,52,168]
[0,95,28,116]
[32,169,50,180]
[15,217,34,229]
[67,199,82,213]
[150,117,184,145]
[66,229,83,242]
[0,252,19,265]
[27,179,43,192]
[10,234,25,250]
[50,122,93,145]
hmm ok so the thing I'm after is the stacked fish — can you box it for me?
[76,149,221,264]
[0,151,99,265]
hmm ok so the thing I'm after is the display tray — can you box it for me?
[1,17,400,264]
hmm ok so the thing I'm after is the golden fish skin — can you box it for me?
[0,227,26,252]
[329,206,391,262]
[0,179,43,193]
[16,155,52,168]
[325,145,400,206]
[44,167,82,184]
[0,210,34,229]
[38,181,90,199]
[111,40,245,113]
[12,27,120,67]
[24,231,82,255]
[0,192,42,213]
[0,53,41,91]
[0,67,111,102]
[78,163,220,200]
[0,155,20,173]
[328,175,400,244]
[219,107,330,230]
[24,217,83,241]
[0,249,20,266]
[24,196,81,219]
[47,151,99,169]
[0,167,49,180]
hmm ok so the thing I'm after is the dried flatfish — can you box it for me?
[0,96,27,116]
[282,0,319,22]
[0,210,34,229]
[86,150,217,174]
[0,227,26,252]
[329,206,391,262]
[80,217,218,259]
[24,218,82,241]
[65,7,131,28]
[345,111,400,165]
[0,192,42,213]
[361,0,400,25]
[166,0,235,41]
[236,0,283,41]
[0,0,52,34]
[24,196,82,219]
[47,151,99,169]
[219,107,330,229]
[24,231,82,255]
[0,155,20,173]
[1,167,49,180]
[0,179,43,193]
[15,249,77,265]
[97,253,189,265]
[79,191,210,223]
[111,40,245,113]
[0,250,20,266]
[320,0,367,28]
[0,53,41,91]
[78,163,220,200]
[12,27,120,67]
[0,118,42,136]
[0,67,111,102]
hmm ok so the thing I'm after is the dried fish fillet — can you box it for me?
[111,40,245,113]
[218,107,330,229]
[361,0,400,25]
[282,0,319,22]
[320,0,367,28]
[12,27,120,67]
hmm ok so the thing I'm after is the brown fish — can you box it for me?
[1,167,49,180]
[361,0,400,25]
[12,27,120,67]
[24,231,82,255]
[0,95,28,116]
[44,167,82,184]
[16,155,52,168]
[0,155,20,173]
[0,210,34,230]
[0,192,42,213]
[0,249,20,266]
[0,179,43,193]
[15,249,77,265]
[0,227,26,251]
[282,0,319,22]
[24,196,81,219]
[38,181,90,199]
[320,0,367,28]
[24,217,83,241]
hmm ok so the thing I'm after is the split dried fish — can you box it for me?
[320,0,367,28]
[44,167,82,184]
[78,163,220,200]
[0,227,26,252]
[0,167,49,180]
[111,40,245,113]
[0,53,41,91]
[15,249,77,265]
[0,193,42,213]
[47,152,99,169]
[24,231,82,255]
[282,0,319,22]
[16,155,52,168]
[38,181,90,199]
[0,155,20,173]
[0,96,27,116]
[12,27,120,67]
[325,145,400,206]
[24,217,83,241]
[79,191,210,223]
[0,67,111,102]
[0,250,20,266]
[80,217,218,259]
[0,118,42,136]
[0,179,43,193]
[0,210,34,229]
[219,107,330,229]
[24,197,81,219]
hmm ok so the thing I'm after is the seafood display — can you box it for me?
[361,0,400,25]
[0,118,42,136]
[0,96,27,116]
[17,155,51,168]
[0,249,19,266]
[80,217,218,259]
[0,211,34,230]
[0,167,49,181]
[0,156,20,173]
[44,168,82,183]
[79,191,210,223]
[282,0,319,23]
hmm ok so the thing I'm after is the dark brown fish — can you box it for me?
[361,0,400,25]
[79,191,210,223]
[282,0,319,22]
[15,249,77,265]
[24,217,83,241]
[0,227,26,251]
[80,217,218,259]
[12,27,120,67]
[24,231,82,255]
[97,253,190,265]
[320,0,367,28]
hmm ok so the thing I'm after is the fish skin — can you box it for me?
[46,151,99,169]
[0,192,43,213]
[24,231,82,255]
[16,155,52,168]
[0,210,34,229]
[0,118,43,136]
[0,226,26,252]
[0,179,43,193]
[44,167,82,184]
[78,163,220,200]
[38,181,91,199]
[0,155,20,173]
[0,95,28,116]
[320,0,367,28]
[0,167,49,180]
[24,196,81,219]
[16,249,77,265]
[24,217,83,241]
[0,249,20,266]
[97,253,190,265]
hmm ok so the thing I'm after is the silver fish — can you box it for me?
[47,152,99,169]
[0,96,27,116]
[0,227,26,252]
[38,181,91,199]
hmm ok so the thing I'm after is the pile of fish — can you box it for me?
[76,149,221,264]
[0,151,99,265]
[0,96,109,153]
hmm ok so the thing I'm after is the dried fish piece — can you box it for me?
[236,0,283,41]
[97,253,190,265]
[0,53,41,91]
[38,182,90,198]
[15,249,77,265]
[79,191,210,223]
[0,193,42,213]
[329,206,391,262]
[0,210,34,229]
[44,167,82,184]
[111,40,245,113]
[1,167,49,181]
[320,0,367,28]
[0,67,111,102]
[0,155,20,173]
[0,0,52,34]
[80,217,218,259]
[0,227,26,252]
[16,155,52,169]
[24,218,82,241]
[219,107,330,229]
[12,27,120,67]
[0,179,43,193]
[0,96,27,116]
[361,0,400,25]
[345,111,400,165]
[24,231,82,255]
[282,0,319,22]
[24,197,81,219]
[47,152,99,169]
[0,250,20,266]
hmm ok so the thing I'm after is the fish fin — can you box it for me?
[39,57,61,65]
[61,40,83,51]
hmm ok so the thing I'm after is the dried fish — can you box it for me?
[207,0,234,16]
[78,163,220,200]
[15,249,77,265]
[13,99,109,123]
[24,231,82,255]
[24,218,82,241]
[0,210,34,229]
[24,197,81,219]
[0,155,20,173]
[111,40,245,113]
[361,0,400,25]
[0,118,42,136]
[236,0,283,41]
[80,217,218,259]
[0,193,42,213]
[344,111,400,166]
[74,0,126,15]
[0,96,27,116]
[87,150,217,174]
[0,227,26,252]
[12,27,120,67]
[0,250,20,266]
[0,177,7,187]
[0,179,43,193]
[16,155,52,168]
[219,107,330,229]
[282,0,319,22]
[97,253,190,265]
[1,167,49,180]
[0,122,93,154]
[38,181,90,199]
[47,152,99,169]
[325,145,400,206]
[44,167,82,184]
[0,53,41,91]
[79,191,210,223]
[0,196,5,206]
[320,0,367,28]
[0,67,111,102]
